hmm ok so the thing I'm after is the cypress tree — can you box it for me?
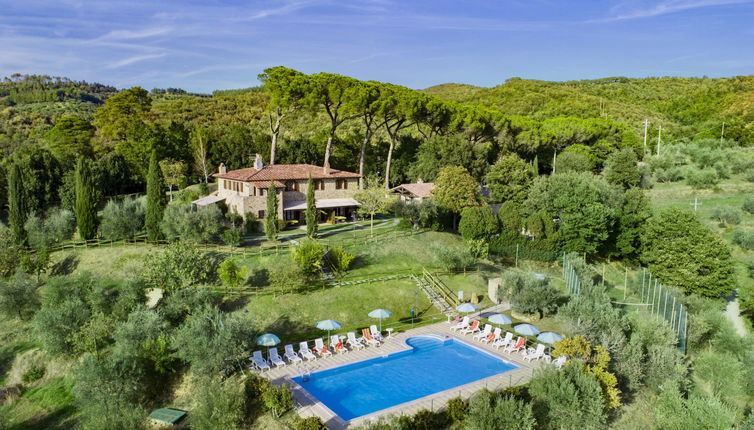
[265,182,279,241]
[146,151,167,241]
[7,162,28,245]
[305,175,318,238]
[74,157,99,240]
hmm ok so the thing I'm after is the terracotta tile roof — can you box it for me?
[391,182,436,198]
[214,164,360,182]
[249,180,285,188]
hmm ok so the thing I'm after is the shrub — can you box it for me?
[746,170,754,183]
[748,260,754,278]
[459,206,498,241]
[191,376,245,430]
[327,245,356,275]
[446,397,469,423]
[160,204,223,243]
[529,365,605,430]
[685,168,719,189]
[21,365,45,383]
[466,238,489,259]
[221,228,242,246]
[291,239,325,277]
[554,151,593,173]
[742,195,754,214]
[733,229,754,250]
[713,161,731,179]
[711,206,742,226]
[411,409,444,430]
[218,258,246,290]
[24,208,76,248]
[268,262,306,294]
[654,167,684,183]
[144,243,217,292]
[296,417,327,430]
[262,384,293,418]
[499,271,559,317]
[244,212,259,234]
[433,244,476,271]
[465,390,535,430]
[100,197,145,240]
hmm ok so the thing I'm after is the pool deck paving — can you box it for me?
[257,321,548,429]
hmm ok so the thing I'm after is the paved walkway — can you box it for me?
[257,321,545,429]
[726,299,748,337]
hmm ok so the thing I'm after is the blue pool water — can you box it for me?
[292,335,518,420]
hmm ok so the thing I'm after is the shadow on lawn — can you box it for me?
[260,316,313,339]
[50,255,79,276]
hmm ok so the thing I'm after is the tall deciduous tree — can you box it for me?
[603,148,641,189]
[305,175,318,238]
[265,182,279,241]
[146,151,167,241]
[307,73,358,171]
[485,153,535,204]
[641,207,735,298]
[433,166,480,229]
[355,176,392,237]
[7,162,28,244]
[610,188,651,260]
[524,172,620,255]
[93,86,152,144]
[74,157,99,240]
[44,116,95,167]
[258,66,307,165]
[191,126,212,183]
[159,159,186,202]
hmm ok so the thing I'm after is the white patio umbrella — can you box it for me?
[456,303,479,314]
[514,323,541,336]
[368,309,393,331]
[315,319,343,339]
[488,313,513,325]
[537,332,564,344]
[256,333,281,346]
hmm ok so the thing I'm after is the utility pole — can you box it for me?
[721,122,726,144]
[656,125,662,156]
[643,119,649,156]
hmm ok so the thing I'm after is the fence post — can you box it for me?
[515,244,519,267]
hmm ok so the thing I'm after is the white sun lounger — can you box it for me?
[493,332,513,349]
[250,350,270,371]
[473,324,492,341]
[299,342,317,361]
[268,348,286,367]
[450,316,470,331]
[347,332,365,350]
[370,325,384,340]
[551,355,567,368]
[460,320,480,335]
[482,327,502,344]
[331,335,347,354]
[523,343,546,361]
[284,344,302,363]
[314,338,332,357]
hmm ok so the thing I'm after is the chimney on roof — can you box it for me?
[323,161,330,174]
[218,163,226,174]
[254,154,263,170]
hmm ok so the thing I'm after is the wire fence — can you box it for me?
[562,254,688,353]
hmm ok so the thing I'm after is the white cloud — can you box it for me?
[105,53,167,69]
[602,0,753,21]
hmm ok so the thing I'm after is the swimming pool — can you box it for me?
[292,335,518,421]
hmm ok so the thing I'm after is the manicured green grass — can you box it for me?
[237,277,436,344]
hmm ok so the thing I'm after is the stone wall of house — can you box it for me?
[217,177,359,219]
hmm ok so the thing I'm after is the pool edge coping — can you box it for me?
[285,332,532,428]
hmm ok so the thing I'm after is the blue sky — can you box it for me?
[1,0,752,93]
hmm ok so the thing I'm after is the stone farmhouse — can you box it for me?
[390,180,435,203]
[208,154,361,223]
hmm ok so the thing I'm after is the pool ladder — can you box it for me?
[300,364,313,382]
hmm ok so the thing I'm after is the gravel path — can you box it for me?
[725,299,748,337]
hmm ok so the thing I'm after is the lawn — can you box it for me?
[236,277,436,344]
